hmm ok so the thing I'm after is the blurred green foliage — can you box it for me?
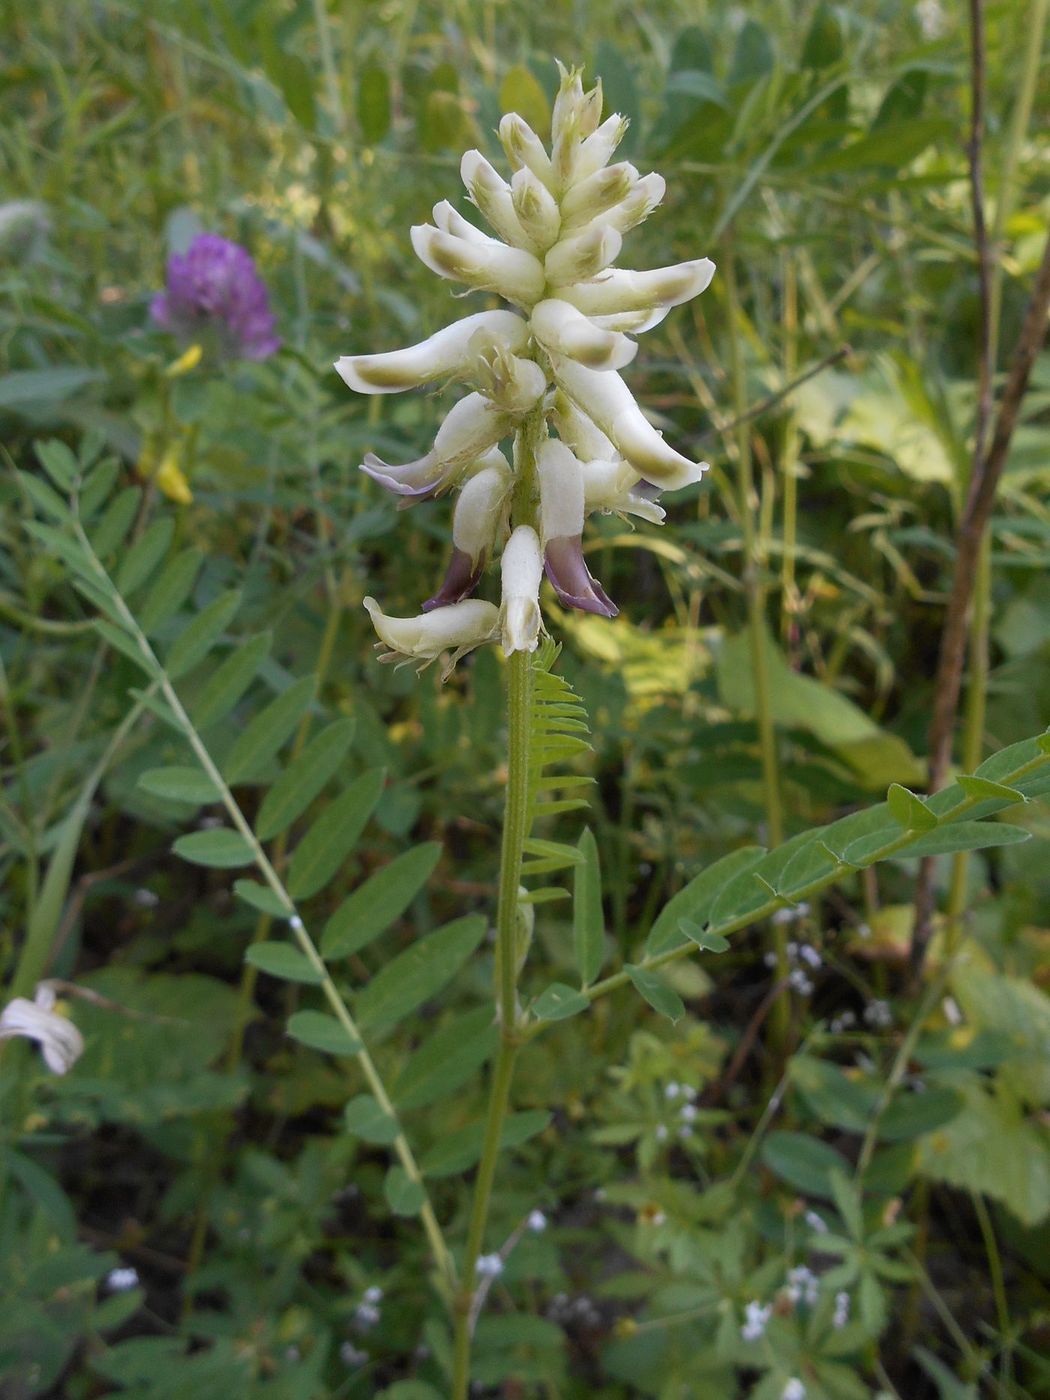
[2,0,1050,1396]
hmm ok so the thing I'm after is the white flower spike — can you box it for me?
[337,61,716,676]
[0,982,84,1075]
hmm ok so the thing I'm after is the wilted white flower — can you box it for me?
[741,1300,771,1342]
[337,62,714,675]
[0,983,84,1075]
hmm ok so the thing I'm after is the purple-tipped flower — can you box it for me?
[151,233,280,361]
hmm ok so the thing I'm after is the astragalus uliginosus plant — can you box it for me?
[337,63,715,1394]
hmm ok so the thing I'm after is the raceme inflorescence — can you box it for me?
[336,64,715,676]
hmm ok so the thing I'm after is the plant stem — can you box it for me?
[724,240,787,1045]
[451,404,544,1398]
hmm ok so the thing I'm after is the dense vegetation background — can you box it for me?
[1,0,1049,1396]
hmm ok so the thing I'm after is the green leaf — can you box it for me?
[116,517,175,595]
[0,365,102,410]
[255,717,357,840]
[165,589,242,680]
[898,822,1030,858]
[358,65,392,143]
[392,1007,497,1110]
[286,1009,361,1056]
[384,1166,426,1216]
[801,1,843,69]
[138,766,221,805]
[572,828,604,985]
[356,914,488,1030]
[646,846,766,955]
[761,1130,851,1199]
[532,983,590,1022]
[887,783,938,831]
[191,632,272,728]
[499,63,551,139]
[89,486,141,557]
[879,1087,963,1141]
[420,1109,551,1177]
[93,619,155,672]
[956,775,1025,803]
[138,547,203,634]
[679,920,729,953]
[287,768,385,900]
[321,842,441,959]
[729,18,774,85]
[222,674,316,784]
[25,522,95,579]
[173,828,254,868]
[244,942,323,984]
[17,470,73,522]
[233,879,289,917]
[35,438,79,490]
[625,965,685,1023]
[343,1094,399,1144]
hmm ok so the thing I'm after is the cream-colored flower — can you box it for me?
[499,526,544,655]
[0,982,84,1075]
[363,597,499,678]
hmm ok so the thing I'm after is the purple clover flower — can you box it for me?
[150,233,280,361]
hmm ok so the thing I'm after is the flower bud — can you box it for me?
[582,458,666,525]
[499,526,543,655]
[560,162,638,230]
[461,150,534,251]
[432,200,499,247]
[410,224,545,307]
[362,393,512,498]
[335,310,527,395]
[510,168,561,251]
[530,298,637,372]
[364,596,499,677]
[498,113,555,189]
[537,440,617,617]
[424,463,513,611]
[553,357,708,491]
[572,115,629,185]
[561,258,716,317]
[544,224,622,287]
[602,172,666,235]
[474,347,548,413]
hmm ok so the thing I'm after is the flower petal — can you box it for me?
[544,536,618,617]
[410,225,545,308]
[560,259,716,317]
[335,310,527,395]
[531,298,637,372]
[499,526,544,655]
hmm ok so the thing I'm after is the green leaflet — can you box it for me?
[573,828,604,985]
[355,915,487,1030]
[222,674,316,783]
[165,590,242,680]
[286,1009,361,1056]
[116,517,175,595]
[321,841,441,959]
[172,828,254,868]
[190,632,272,729]
[286,768,385,900]
[254,718,357,839]
[244,942,323,984]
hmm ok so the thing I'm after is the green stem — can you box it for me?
[451,403,544,1398]
[70,521,454,1296]
[945,0,1048,933]
[724,240,787,1045]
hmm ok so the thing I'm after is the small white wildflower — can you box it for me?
[105,1266,139,1292]
[786,1265,819,1308]
[942,996,963,1026]
[680,1102,698,1122]
[0,983,84,1075]
[132,888,160,908]
[284,1346,300,1364]
[527,1209,547,1232]
[741,1300,772,1342]
[782,1380,806,1400]
[789,969,814,996]
[288,914,304,932]
[856,922,872,939]
[772,907,796,927]
[764,950,779,967]
[804,1210,828,1235]
[363,1285,384,1304]
[915,0,945,38]
[476,1252,504,1278]
[340,1341,368,1366]
[833,1290,850,1329]
[798,945,821,970]
[678,1124,693,1140]
[864,999,892,1029]
[647,1210,666,1227]
[354,1303,381,1329]
[664,1081,682,1100]
[655,1123,669,1142]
